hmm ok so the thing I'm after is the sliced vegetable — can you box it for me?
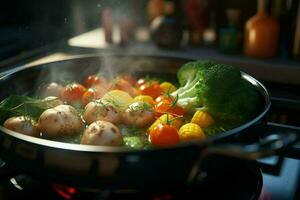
[133,95,155,105]
[191,111,214,128]
[149,123,180,147]
[178,123,205,142]
[101,90,133,111]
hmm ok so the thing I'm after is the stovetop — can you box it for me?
[0,156,263,200]
[0,156,299,200]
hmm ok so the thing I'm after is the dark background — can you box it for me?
[0,0,297,60]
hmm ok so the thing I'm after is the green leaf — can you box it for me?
[0,95,61,124]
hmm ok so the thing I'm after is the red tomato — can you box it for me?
[149,124,180,147]
[135,78,147,88]
[155,95,173,103]
[111,78,136,97]
[119,74,136,86]
[81,86,105,106]
[61,83,86,103]
[138,82,163,99]
[154,99,185,117]
[85,74,106,87]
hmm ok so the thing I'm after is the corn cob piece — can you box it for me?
[178,123,205,142]
[191,111,214,128]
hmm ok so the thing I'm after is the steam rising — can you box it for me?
[33,51,179,98]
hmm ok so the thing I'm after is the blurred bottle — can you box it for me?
[150,1,183,49]
[218,9,242,54]
[102,8,113,43]
[184,0,206,46]
[203,12,217,46]
[147,0,165,23]
[119,14,135,46]
[292,0,300,59]
[244,0,280,58]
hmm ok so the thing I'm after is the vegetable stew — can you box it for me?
[0,60,260,149]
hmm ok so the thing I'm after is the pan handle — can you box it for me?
[203,131,297,160]
[187,124,298,183]
[264,122,300,159]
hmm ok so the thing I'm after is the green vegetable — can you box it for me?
[171,60,260,134]
[123,136,144,149]
[0,95,61,123]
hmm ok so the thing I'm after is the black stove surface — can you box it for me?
[0,157,263,200]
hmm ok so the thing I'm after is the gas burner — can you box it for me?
[1,156,262,200]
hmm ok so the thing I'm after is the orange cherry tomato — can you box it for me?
[149,124,180,147]
[81,87,105,106]
[61,83,87,104]
[154,99,185,118]
[119,74,136,86]
[111,78,136,97]
[155,95,173,103]
[85,74,106,87]
[135,78,147,88]
[138,82,163,99]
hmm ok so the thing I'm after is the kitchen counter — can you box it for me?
[1,27,300,86]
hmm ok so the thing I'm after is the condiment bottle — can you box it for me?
[218,9,242,54]
[184,0,206,46]
[150,1,183,49]
[147,0,165,23]
[102,8,113,43]
[244,0,280,58]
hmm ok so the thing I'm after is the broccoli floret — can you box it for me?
[172,60,260,133]
[172,60,217,107]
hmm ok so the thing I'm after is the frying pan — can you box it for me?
[0,54,298,191]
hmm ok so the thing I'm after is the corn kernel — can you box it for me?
[191,111,214,128]
[178,123,205,142]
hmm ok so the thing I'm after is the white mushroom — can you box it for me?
[4,116,39,137]
[122,101,154,127]
[38,105,84,138]
[81,121,122,146]
[83,100,120,125]
[42,82,64,98]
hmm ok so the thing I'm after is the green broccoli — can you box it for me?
[172,60,260,134]
[171,60,217,109]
